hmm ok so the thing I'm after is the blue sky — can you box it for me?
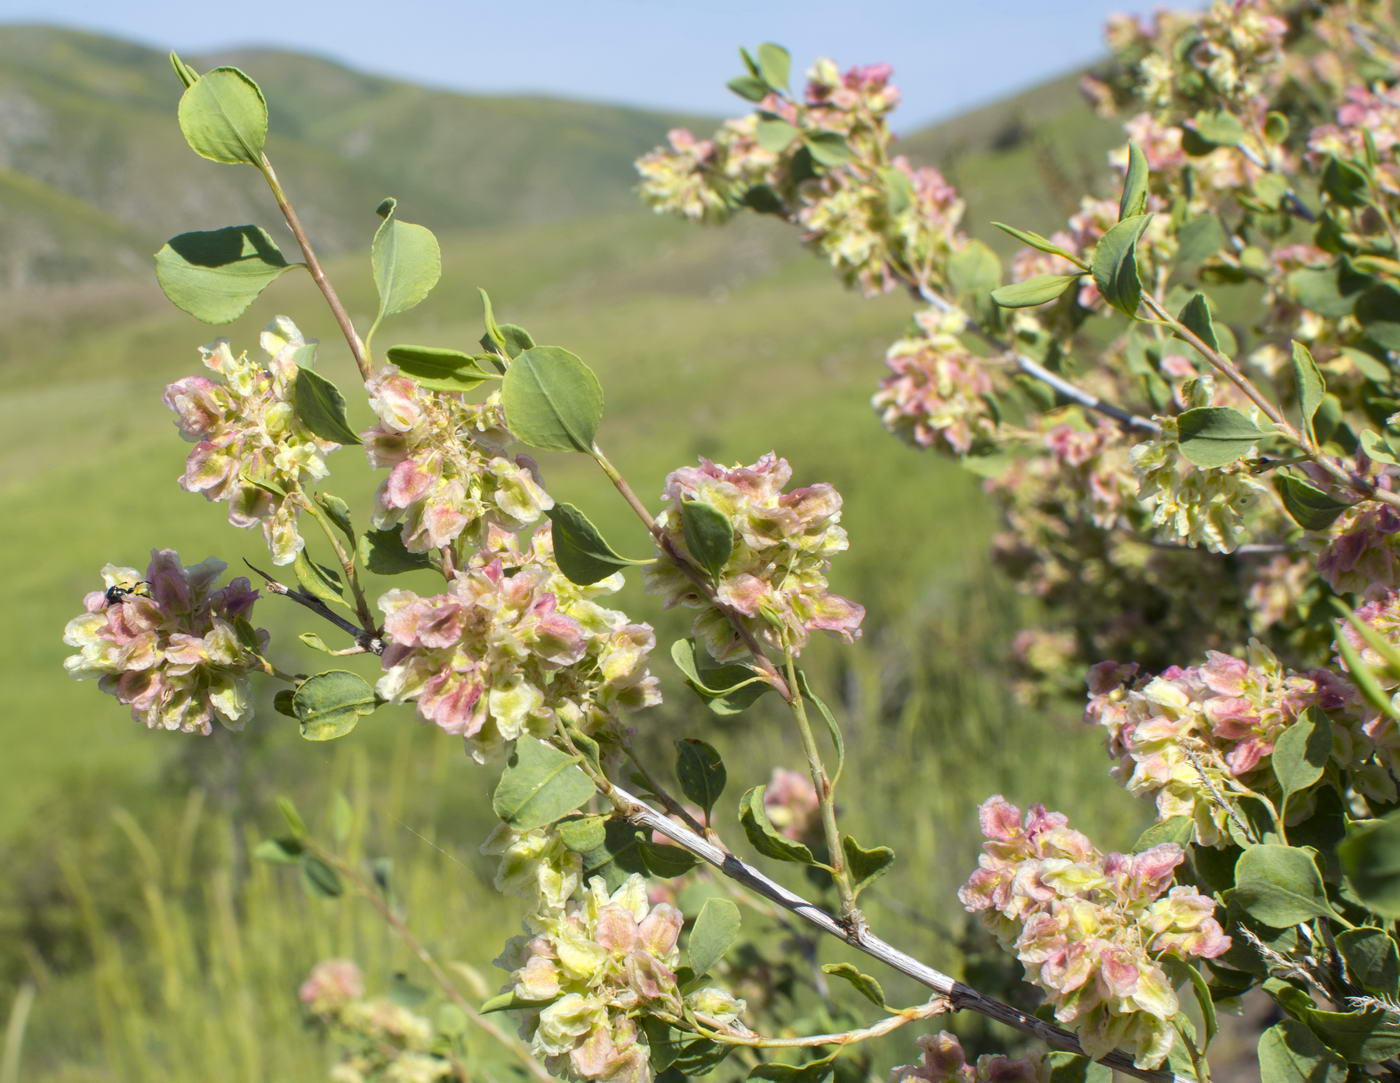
[0,0,1167,128]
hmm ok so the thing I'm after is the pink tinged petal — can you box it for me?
[180,442,236,494]
[386,459,433,508]
[1127,844,1184,898]
[420,672,485,736]
[978,796,1023,842]
[638,903,683,956]
[1225,738,1269,775]
[533,612,587,666]
[594,907,639,952]
[717,573,767,616]
[809,593,864,639]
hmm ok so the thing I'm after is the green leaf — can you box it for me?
[557,814,607,854]
[670,639,769,715]
[1175,215,1227,268]
[1291,341,1326,440]
[154,226,295,324]
[1323,156,1370,208]
[1273,708,1332,799]
[1289,263,1364,319]
[277,796,307,837]
[990,273,1080,309]
[492,737,595,831]
[1176,406,1263,467]
[1340,810,1400,919]
[1356,283,1400,352]
[676,739,727,821]
[547,502,649,586]
[947,240,1002,303]
[1276,474,1351,531]
[749,1053,837,1082]
[358,528,432,575]
[1258,1020,1347,1082]
[253,836,303,864]
[1177,293,1218,352]
[481,990,560,1013]
[1043,1053,1111,1083]
[1362,428,1400,466]
[842,834,895,897]
[641,841,700,878]
[1344,347,1392,384]
[501,345,604,453]
[739,785,814,864]
[755,43,790,91]
[991,222,1080,263]
[805,131,854,167]
[577,820,650,891]
[302,854,343,897]
[177,67,267,165]
[1230,844,1335,928]
[756,118,799,153]
[478,287,506,352]
[1119,142,1149,220]
[1190,110,1246,147]
[293,550,348,612]
[291,670,377,741]
[1134,816,1194,851]
[688,897,741,977]
[820,963,885,1008]
[496,323,536,360]
[726,75,770,102]
[294,368,362,446]
[880,167,915,217]
[371,198,441,324]
[385,345,499,393]
[1303,1007,1400,1064]
[680,500,734,580]
[1091,213,1153,317]
[1339,927,1400,996]
[1161,957,1217,1046]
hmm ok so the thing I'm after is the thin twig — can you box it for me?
[244,560,384,655]
[689,998,950,1048]
[606,781,1184,1083]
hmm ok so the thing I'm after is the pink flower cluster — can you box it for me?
[361,367,553,555]
[1085,646,1338,841]
[299,959,452,1083]
[1336,591,1400,798]
[647,453,863,661]
[872,307,996,454]
[63,549,265,735]
[637,59,967,298]
[500,874,744,1083]
[1309,87,1400,193]
[959,797,1228,1069]
[377,527,659,761]
[889,1032,1044,1083]
[1320,495,1400,594]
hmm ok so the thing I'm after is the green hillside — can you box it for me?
[0,28,1137,1082]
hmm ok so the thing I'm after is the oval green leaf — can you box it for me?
[154,225,295,324]
[676,738,727,820]
[688,897,741,977]
[292,670,377,741]
[1258,1019,1347,1082]
[1273,708,1332,799]
[371,198,441,322]
[501,345,604,452]
[1231,843,1335,928]
[1276,474,1351,532]
[492,736,595,831]
[294,368,362,445]
[546,502,649,586]
[1340,810,1400,919]
[1119,142,1149,220]
[177,67,267,165]
[739,784,814,865]
[385,345,498,393]
[1091,213,1152,317]
[990,273,1081,308]
[680,500,734,580]
[1176,406,1262,467]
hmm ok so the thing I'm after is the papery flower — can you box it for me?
[377,526,659,761]
[63,549,265,735]
[1131,416,1266,553]
[635,118,778,223]
[163,317,339,565]
[889,1031,1046,1083]
[873,307,996,454]
[646,452,863,661]
[763,767,820,843]
[1085,644,1331,842]
[300,959,365,1013]
[1320,499,1400,594]
[482,822,584,930]
[361,368,552,555]
[496,874,747,1083]
[959,797,1227,1069]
